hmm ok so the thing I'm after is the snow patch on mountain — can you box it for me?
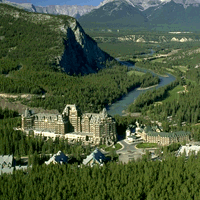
[98,0,200,10]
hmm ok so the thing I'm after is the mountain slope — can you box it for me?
[146,1,186,24]
[78,0,148,29]
[145,0,200,31]
[98,0,163,11]
[0,4,112,75]
[99,0,200,10]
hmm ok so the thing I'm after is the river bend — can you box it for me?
[107,61,176,116]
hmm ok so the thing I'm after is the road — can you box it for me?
[117,140,145,163]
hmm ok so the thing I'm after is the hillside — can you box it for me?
[145,0,200,31]
[0,3,112,75]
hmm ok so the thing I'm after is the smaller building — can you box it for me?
[127,135,138,142]
[145,131,190,146]
[177,145,200,157]
[45,151,68,165]
[135,122,190,146]
[83,148,106,166]
[0,155,14,175]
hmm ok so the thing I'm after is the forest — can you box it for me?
[1,153,200,199]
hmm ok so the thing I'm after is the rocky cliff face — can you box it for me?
[99,0,200,10]
[33,5,95,18]
[59,19,113,74]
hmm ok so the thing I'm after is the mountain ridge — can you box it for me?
[0,0,95,17]
[2,0,200,31]
[78,0,148,29]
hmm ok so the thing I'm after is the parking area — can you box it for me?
[117,140,145,163]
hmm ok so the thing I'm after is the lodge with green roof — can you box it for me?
[138,125,190,146]
[145,131,190,146]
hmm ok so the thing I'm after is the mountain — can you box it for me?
[79,0,200,31]
[144,0,200,31]
[60,19,113,74]
[145,1,186,24]
[0,4,112,75]
[0,0,95,18]
[2,0,200,31]
[33,5,95,18]
[78,0,148,29]
[98,0,163,11]
[99,0,200,10]
[0,0,36,11]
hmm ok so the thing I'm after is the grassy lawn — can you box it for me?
[136,143,158,148]
[98,42,152,57]
[162,85,185,103]
[185,78,197,86]
[172,65,188,73]
[151,58,165,63]
[127,70,145,76]
[99,143,122,152]
[165,68,175,73]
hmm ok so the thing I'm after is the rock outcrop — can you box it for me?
[59,19,113,74]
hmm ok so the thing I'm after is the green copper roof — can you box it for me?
[144,126,153,133]
[147,131,190,138]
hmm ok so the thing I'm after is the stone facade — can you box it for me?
[135,122,190,146]
[21,105,116,145]
[22,109,67,135]
[143,130,190,146]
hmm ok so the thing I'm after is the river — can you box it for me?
[107,60,176,116]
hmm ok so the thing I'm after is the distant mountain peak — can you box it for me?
[0,0,95,17]
[98,0,200,10]
[79,0,148,29]
[98,0,136,8]
[2,0,200,17]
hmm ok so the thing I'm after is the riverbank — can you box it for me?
[137,84,158,91]
[122,112,141,117]
[107,60,176,116]
[133,64,170,78]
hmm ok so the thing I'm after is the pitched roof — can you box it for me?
[0,155,13,167]
[0,166,14,175]
[147,131,190,138]
[178,145,200,156]
[173,131,190,137]
[144,126,153,133]
[62,104,77,115]
[45,151,68,165]
[83,148,106,166]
